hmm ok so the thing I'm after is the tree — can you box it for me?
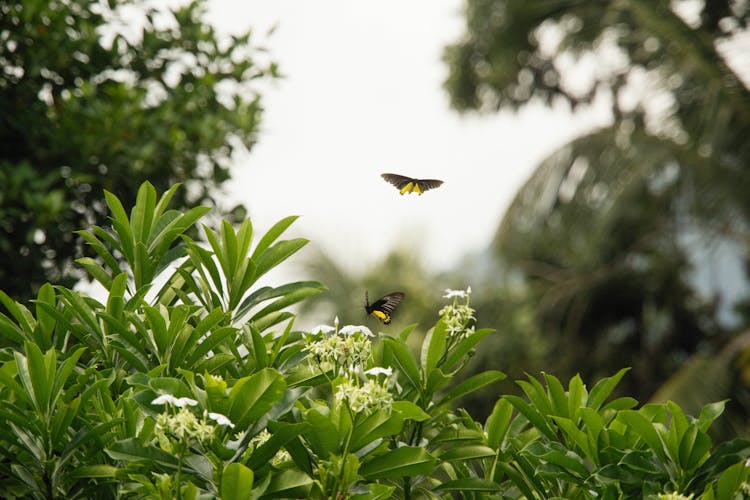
[0,0,277,301]
[443,0,750,416]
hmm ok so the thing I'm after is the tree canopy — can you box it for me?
[0,0,276,301]
[444,0,750,422]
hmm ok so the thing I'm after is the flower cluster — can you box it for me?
[304,318,394,415]
[439,286,476,340]
[151,393,234,452]
[154,407,214,451]
[335,372,393,415]
[304,318,374,375]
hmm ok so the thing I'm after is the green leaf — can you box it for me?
[131,181,157,244]
[350,410,404,451]
[617,410,666,461]
[717,461,749,500]
[433,477,501,493]
[33,284,56,348]
[0,290,34,337]
[228,369,286,431]
[104,189,134,261]
[253,238,309,281]
[16,342,52,415]
[436,370,505,408]
[250,216,299,262]
[106,438,179,469]
[698,400,726,433]
[247,421,310,470]
[439,445,496,461]
[486,398,513,449]
[359,446,437,480]
[382,337,421,394]
[504,395,556,440]
[350,483,395,500]
[221,463,254,500]
[443,328,494,370]
[421,320,447,375]
[588,368,630,411]
[302,409,340,457]
[69,465,120,479]
[260,468,312,498]
[543,372,569,417]
[391,400,431,422]
[75,257,113,289]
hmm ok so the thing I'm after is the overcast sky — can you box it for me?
[205,0,612,275]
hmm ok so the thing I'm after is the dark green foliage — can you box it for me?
[0,0,277,301]
[444,0,750,425]
[0,184,749,497]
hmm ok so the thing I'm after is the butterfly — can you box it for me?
[381,173,444,196]
[365,291,405,325]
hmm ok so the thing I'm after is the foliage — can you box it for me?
[0,183,748,498]
[443,0,750,421]
[0,0,278,301]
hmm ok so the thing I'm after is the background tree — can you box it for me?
[0,0,277,301]
[443,0,750,428]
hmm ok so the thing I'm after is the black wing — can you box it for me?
[368,292,405,315]
[381,173,415,190]
[414,178,444,191]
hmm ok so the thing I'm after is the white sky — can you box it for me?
[206,0,612,274]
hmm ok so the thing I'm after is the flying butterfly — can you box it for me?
[365,291,405,325]
[381,173,444,196]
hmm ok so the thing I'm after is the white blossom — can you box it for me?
[151,394,198,408]
[364,366,393,377]
[310,324,335,335]
[151,394,180,406]
[208,412,235,428]
[339,325,374,337]
[173,397,198,408]
[443,288,469,299]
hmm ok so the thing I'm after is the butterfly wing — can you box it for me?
[381,173,443,195]
[413,178,444,194]
[365,291,405,325]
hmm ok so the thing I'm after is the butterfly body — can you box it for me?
[381,173,443,195]
[365,291,405,325]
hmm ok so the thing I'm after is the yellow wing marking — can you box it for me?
[371,310,391,324]
[399,182,414,195]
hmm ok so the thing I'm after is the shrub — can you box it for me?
[0,182,748,498]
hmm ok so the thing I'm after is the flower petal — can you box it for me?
[310,324,335,335]
[151,394,178,406]
[340,325,374,337]
[364,366,393,377]
[174,397,198,407]
[208,412,235,428]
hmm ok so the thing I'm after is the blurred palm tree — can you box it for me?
[444,0,750,431]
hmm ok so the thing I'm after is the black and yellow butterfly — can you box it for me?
[365,291,405,325]
[381,173,444,196]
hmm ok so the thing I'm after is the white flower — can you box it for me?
[310,324,335,335]
[151,394,198,407]
[364,366,393,377]
[443,288,468,299]
[152,394,179,406]
[208,412,235,428]
[339,325,374,337]
[174,397,198,408]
